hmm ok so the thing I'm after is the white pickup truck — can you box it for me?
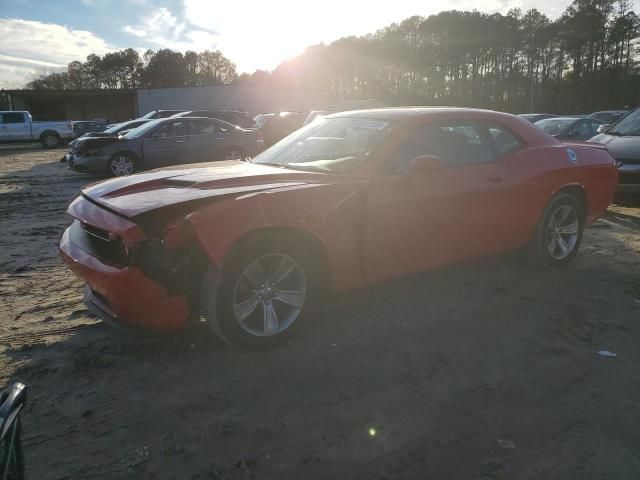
[0,111,74,148]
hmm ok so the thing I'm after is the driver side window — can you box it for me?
[570,120,590,138]
[151,121,185,138]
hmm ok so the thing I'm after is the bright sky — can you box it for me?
[0,0,579,88]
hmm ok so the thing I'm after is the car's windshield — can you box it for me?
[122,119,163,138]
[536,118,575,135]
[253,117,392,173]
[608,108,640,136]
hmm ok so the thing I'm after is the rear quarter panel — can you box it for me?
[503,143,616,244]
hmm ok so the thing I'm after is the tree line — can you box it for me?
[26,48,238,89]
[25,0,640,113]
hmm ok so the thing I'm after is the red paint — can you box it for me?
[60,108,618,332]
[60,228,189,331]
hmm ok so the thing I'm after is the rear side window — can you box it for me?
[570,120,592,138]
[2,113,25,124]
[488,125,521,158]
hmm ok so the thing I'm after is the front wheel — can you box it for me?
[202,234,318,349]
[527,193,585,267]
[108,153,137,177]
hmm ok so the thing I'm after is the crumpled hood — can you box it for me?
[82,160,329,218]
[74,135,120,153]
[589,134,640,162]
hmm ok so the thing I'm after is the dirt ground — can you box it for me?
[1,145,639,480]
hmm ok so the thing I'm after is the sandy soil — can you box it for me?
[1,146,639,479]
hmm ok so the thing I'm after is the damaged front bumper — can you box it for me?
[59,196,201,333]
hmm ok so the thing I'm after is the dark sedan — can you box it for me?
[535,117,603,141]
[589,107,640,192]
[518,113,558,123]
[68,119,152,148]
[589,110,629,124]
[70,121,105,139]
[69,117,264,177]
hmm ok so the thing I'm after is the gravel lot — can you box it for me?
[1,146,640,479]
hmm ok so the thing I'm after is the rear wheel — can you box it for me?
[202,233,318,349]
[527,193,585,267]
[108,152,137,177]
[40,133,60,148]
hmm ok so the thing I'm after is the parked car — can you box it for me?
[68,116,264,176]
[139,110,187,120]
[589,110,628,124]
[71,121,106,139]
[535,117,603,141]
[255,111,306,146]
[518,113,558,123]
[172,110,254,128]
[59,108,617,348]
[0,111,73,147]
[68,119,152,148]
[64,119,153,162]
[589,107,640,192]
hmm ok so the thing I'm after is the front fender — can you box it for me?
[186,181,369,292]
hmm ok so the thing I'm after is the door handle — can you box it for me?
[486,174,503,183]
[175,139,185,143]
[215,137,224,140]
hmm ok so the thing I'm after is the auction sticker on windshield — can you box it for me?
[352,120,390,130]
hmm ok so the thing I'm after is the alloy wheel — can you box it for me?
[110,155,134,176]
[232,253,307,337]
[545,204,579,260]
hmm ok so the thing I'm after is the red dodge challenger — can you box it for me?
[60,108,617,348]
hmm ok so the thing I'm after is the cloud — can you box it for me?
[183,0,574,72]
[122,7,219,52]
[80,0,108,7]
[0,18,112,88]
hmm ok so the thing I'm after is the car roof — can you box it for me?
[539,117,581,121]
[326,107,525,122]
[159,116,239,128]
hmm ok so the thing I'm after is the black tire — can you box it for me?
[202,233,320,349]
[107,152,138,177]
[40,132,60,148]
[527,192,585,268]
[222,147,245,161]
